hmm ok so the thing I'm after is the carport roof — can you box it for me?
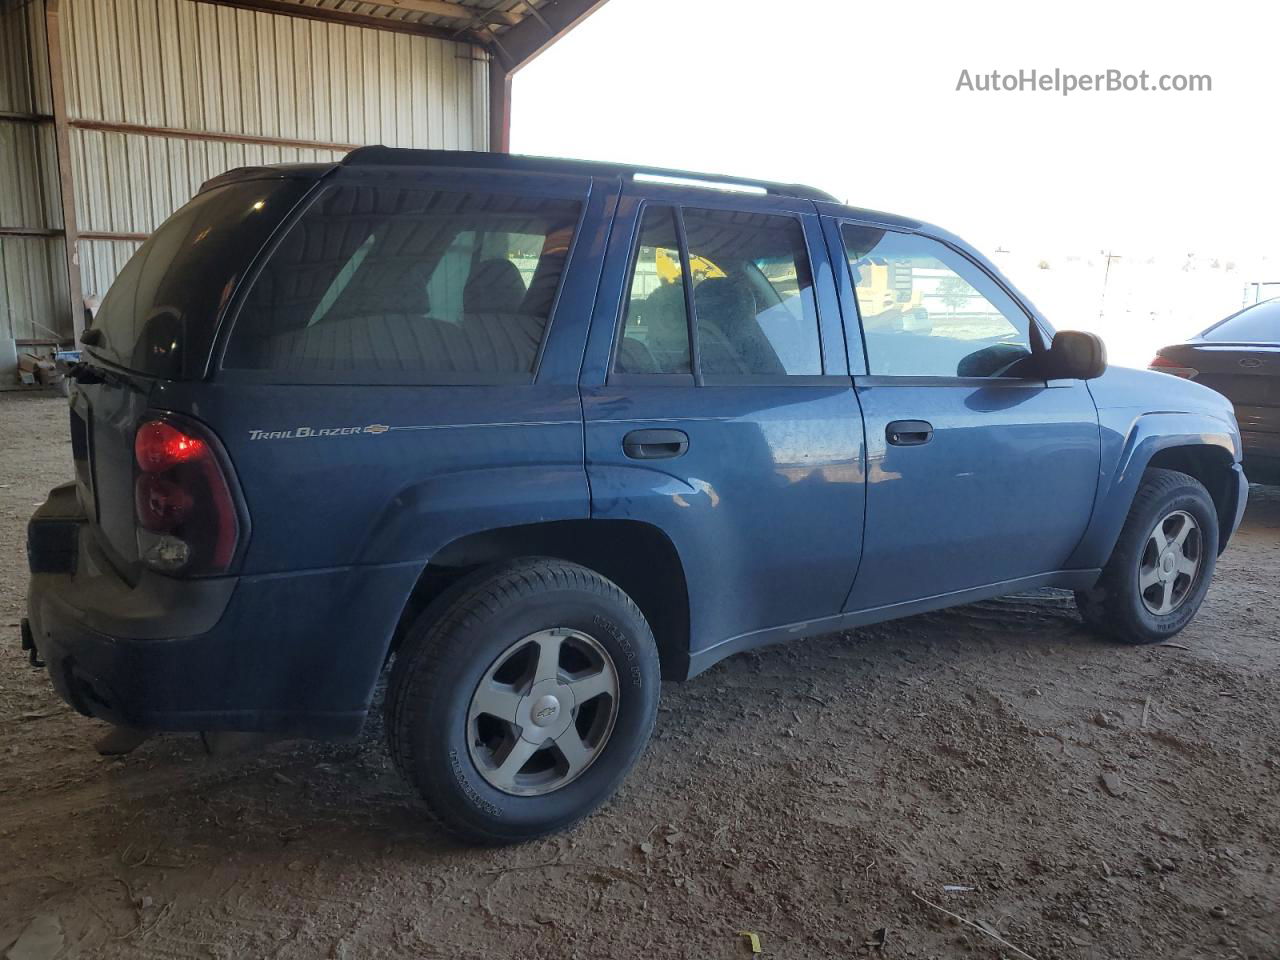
[221,0,607,69]
[273,0,545,32]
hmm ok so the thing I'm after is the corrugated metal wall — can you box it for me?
[64,1,489,148]
[64,0,489,300]
[0,0,67,344]
[2,0,490,343]
[65,0,489,300]
[72,135,354,297]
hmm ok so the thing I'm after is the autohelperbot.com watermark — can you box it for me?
[955,68,1212,96]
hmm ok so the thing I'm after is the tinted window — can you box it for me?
[616,206,691,375]
[842,226,1032,378]
[224,185,581,380]
[682,208,822,376]
[1203,300,1280,342]
[86,179,308,379]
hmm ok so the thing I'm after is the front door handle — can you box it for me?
[623,428,689,460]
[886,420,933,446]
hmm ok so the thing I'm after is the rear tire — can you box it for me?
[1075,468,1218,644]
[386,558,660,844]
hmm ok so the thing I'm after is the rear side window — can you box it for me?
[1202,300,1280,342]
[682,208,822,376]
[616,206,691,375]
[223,184,582,381]
[85,179,309,379]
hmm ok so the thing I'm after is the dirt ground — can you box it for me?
[1,390,1277,960]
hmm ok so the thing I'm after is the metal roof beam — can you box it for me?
[198,0,488,44]
[45,0,84,343]
[361,0,520,27]
[491,0,610,71]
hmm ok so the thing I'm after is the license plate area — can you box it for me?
[27,518,80,575]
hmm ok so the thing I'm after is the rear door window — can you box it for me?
[223,184,582,382]
[681,208,822,377]
[616,205,692,375]
[84,179,309,379]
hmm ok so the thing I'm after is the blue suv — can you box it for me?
[24,149,1248,843]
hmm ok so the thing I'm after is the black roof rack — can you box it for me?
[342,146,836,202]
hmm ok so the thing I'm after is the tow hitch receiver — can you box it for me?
[20,618,44,668]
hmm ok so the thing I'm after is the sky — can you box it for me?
[511,0,1278,364]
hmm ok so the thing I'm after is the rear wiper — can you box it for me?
[67,359,124,386]
[68,328,129,385]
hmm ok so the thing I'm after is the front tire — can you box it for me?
[386,558,660,844]
[1075,468,1218,644]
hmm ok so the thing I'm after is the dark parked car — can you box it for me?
[24,149,1247,843]
[1152,299,1280,484]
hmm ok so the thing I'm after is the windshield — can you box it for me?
[1202,300,1280,343]
[84,178,310,379]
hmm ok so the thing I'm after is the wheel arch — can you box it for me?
[1068,412,1245,568]
[1145,444,1239,550]
[389,519,693,680]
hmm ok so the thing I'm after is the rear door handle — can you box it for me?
[623,428,689,460]
[886,420,933,446]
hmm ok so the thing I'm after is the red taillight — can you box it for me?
[1149,355,1199,379]
[133,418,239,575]
[135,421,207,472]
[134,473,195,530]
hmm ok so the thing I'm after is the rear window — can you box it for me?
[85,179,310,379]
[1202,300,1280,342]
[222,184,582,382]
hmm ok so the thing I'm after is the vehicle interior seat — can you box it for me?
[255,255,544,375]
[463,258,527,315]
[643,282,694,373]
[693,275,785,375]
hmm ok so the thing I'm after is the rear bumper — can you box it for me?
[26,486,420,738]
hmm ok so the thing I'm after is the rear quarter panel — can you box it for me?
[150,381,591,574]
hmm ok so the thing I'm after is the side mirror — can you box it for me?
[1043,330,1106,380]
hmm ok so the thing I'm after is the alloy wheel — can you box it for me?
[1138,509,1202,615]
[466,628,620,796]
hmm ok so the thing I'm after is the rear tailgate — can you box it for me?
[68,173,318,578]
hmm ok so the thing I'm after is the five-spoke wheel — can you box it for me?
[1075,468,1219,644]
[1138,509,1202,615]
[386,559,660,844]
[468,628,619,796]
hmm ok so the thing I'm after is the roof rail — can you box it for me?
[342,146,836,202]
